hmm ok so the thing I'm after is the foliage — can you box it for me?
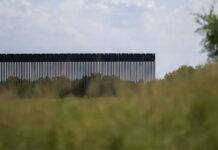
[0,75,121,99]
[195,3,218,59]
[0,63,218,150]
[165,65,194,80]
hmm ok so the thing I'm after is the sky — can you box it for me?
[0,0,217,78]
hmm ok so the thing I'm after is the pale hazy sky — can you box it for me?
[0,0,217,78]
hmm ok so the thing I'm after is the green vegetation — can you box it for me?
[195,3,218,59]
[0,62,218,150]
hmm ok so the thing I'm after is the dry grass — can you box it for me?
[0,63,218,150]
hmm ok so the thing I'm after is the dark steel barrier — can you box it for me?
[0,53,155,82]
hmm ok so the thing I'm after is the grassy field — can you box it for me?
[0,63,218,150]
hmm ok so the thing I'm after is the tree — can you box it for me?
[165,65,194,80]
[195,2,218,59]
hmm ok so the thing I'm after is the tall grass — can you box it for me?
[0,63,218,150]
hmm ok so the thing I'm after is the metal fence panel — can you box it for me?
[0,54,155,82]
